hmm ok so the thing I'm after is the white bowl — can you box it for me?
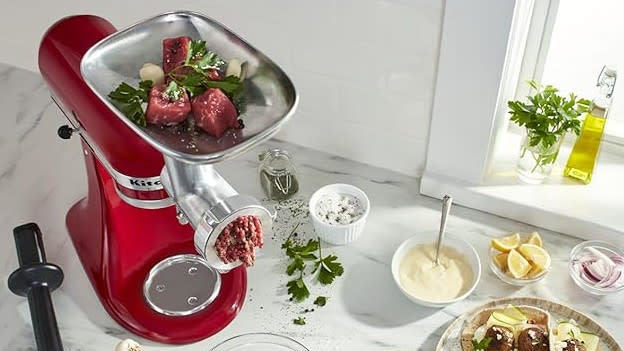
[391,232,481,308]
[308,184,370,245]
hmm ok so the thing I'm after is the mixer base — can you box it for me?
[65,149,247,344]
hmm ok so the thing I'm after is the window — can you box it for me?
[421,0,624,242]
[522,0,624,145]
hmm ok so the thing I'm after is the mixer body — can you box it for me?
[39,16,246,344]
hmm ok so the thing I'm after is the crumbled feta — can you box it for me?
[315,193,364,225]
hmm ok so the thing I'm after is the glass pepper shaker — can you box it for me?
[258,148,299,201]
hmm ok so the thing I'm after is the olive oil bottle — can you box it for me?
[564,66,617,184]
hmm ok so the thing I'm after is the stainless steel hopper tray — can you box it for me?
[81,11,298,163]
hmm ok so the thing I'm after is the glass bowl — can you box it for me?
[488,247,549,286]
[569,240,624,296]
[210,333,309,351]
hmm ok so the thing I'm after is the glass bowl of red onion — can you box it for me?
[569,240,624,295]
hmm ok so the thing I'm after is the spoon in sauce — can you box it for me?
[434,195,453,265]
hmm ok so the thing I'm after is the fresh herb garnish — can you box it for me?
[471,337,492,351]
[314,253,344,285]
[286,275,310,302]
[293,316,306,325]
[108,80,153,127]
[164,81,183,101]
[313,296,327,307]
[508,80,590,150]
[186,40,225,70]
[282,225,344,303]
[170,70,243,98]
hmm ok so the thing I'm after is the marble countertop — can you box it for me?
[1,63,623,351]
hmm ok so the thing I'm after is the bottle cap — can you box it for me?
[604,65,617,77]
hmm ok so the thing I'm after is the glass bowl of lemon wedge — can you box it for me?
[489,232,551,286]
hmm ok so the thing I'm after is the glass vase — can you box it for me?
[516,131,564,184]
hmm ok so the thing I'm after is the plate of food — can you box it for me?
[81,11,298,163]
[436,297,621,351]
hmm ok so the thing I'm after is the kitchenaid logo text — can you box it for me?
[129,179,161,187]
[118,175,164,191]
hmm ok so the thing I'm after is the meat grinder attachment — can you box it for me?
[160,156,274,272]
[79,11,297,271]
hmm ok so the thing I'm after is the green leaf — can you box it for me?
[293,316,306,325]
[186,40,208,64]
[286,257,305,276]
[315,254,344,285]
[164,81,183,101]
[471,337,492,351]
[138,80,153,101]
[509,81,589,144]
[185,40,224,70]
[171,70,243,98]
[203,75,243,96]
[287,277,310,302]
[195,51,224,70]
[286,239,319,260]
[108,80,153,127]
[313,296,327,307]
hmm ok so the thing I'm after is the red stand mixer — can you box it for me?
[38,12,297,344]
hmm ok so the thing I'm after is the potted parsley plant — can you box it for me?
[508,81,590,184]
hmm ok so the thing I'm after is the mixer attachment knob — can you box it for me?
[57,125,78,139]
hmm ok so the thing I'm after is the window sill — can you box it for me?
[420,131,624,246]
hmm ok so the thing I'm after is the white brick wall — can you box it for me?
[0,0,443,176]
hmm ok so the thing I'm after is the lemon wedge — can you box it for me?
[493,253,509,271]
[526,265,546,279]
[518,244,551,270]
[525,232,543,247]
[491,233,521,252]
[507,249,531,278]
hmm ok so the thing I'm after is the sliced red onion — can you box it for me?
[587,247,616,268]
[572,245,624,290]
[582,263,602,282]
[611,255,624,264]
[596,269,622,288]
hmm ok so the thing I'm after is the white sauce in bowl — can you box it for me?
[398,243,473,302]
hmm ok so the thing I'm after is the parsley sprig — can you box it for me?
[471,337,492,351]
[107,80,153,127]
[508,81,590,172]
[282,224,344,302]
[186,39,225,70]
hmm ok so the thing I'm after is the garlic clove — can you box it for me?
[225,58,242,79]
[139,63,165,85]
[115,338,144,351]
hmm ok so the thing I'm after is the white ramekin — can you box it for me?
[308,183,370,245]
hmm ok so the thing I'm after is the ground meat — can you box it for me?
[484,326,514,351]
[561,339,587,351]
[518,327,549,351]
[214,215,263,266]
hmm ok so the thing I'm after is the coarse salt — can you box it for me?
[315,192,364,225]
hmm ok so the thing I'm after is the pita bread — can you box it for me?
[461,306,551,351]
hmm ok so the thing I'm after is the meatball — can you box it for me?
[484,326,514,351]
[561,339,587,351]
[518,327,549,351]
